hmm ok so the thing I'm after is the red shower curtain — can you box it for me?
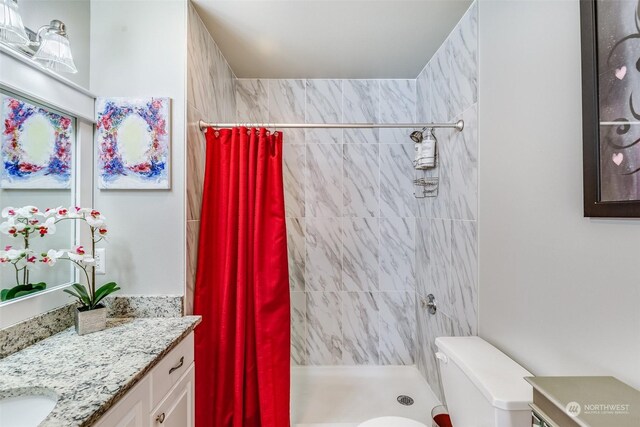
[194,127,290,427]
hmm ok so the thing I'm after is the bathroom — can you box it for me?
[0,0,638,426]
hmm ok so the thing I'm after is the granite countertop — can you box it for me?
[0,316,201,427]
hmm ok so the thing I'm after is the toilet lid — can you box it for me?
[357,416,427,427]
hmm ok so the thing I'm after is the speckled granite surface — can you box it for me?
[103,295,183,318]
[0,304,76,359]
[0,316,200,427]
[0,296,184,359]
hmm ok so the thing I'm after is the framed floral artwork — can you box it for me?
[1,92,74,189]
[95,97,170,189]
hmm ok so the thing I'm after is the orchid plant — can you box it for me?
[0,206,120,307]
[0,206,57,301]
[55,207,120,311]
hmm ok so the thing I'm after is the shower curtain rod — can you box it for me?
[198,120,465,132]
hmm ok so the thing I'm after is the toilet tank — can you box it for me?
[435,337,533,427]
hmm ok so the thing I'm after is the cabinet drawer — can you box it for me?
[151,364,194,427]
[151,332,194,409]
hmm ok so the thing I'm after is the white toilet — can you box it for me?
[435,336,533,427]
[358,336,533,427]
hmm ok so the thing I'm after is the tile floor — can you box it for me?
[291,366,440,426]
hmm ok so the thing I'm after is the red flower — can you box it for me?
[101,116,112,130]
[131,163,151,173]
[4,119,16,135]
[19,163,40,173]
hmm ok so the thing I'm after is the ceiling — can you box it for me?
[191,0,473,79]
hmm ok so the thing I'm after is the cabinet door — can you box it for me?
[151,364,194,427]
[94,376,151,427]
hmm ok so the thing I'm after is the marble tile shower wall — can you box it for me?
[414,2,478,402]
[185,3,236,315]
[237,78,419,366]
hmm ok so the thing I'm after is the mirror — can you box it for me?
[0,88,76,304]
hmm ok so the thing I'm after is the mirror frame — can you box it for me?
[0,47,95,328]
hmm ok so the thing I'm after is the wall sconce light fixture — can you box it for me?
[0,0,77,74]
[31,20,77,73]
[0,0,28,44]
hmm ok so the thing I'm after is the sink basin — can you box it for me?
[0,391,57,427]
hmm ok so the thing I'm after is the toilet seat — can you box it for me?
[357,416,427,427]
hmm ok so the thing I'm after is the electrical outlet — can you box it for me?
[95,248,106,275]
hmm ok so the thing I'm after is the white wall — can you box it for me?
[20,0,91,88]
[478,0,640,389]
[90,0,187,296]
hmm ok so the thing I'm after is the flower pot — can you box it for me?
[74,305,107,335]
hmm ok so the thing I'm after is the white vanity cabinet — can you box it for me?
[94,333,195,427]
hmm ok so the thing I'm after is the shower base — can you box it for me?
[291,365,440,427]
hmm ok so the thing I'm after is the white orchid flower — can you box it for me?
[67,207,84,218]
[0,247,10,263]
[67,245,88,262]
[42,207,61,218]
[16,206,39,218]
[67,252,82,261]
[98,225,108,237]
[86,215,105,228]
[41,249,64,266]
[56,207,70,218]
[0,219,15,235]
[37,217,56,236]
[67,252,95,265]
[0,219,26,236]
[6,248,25,260]
[1,207,16,218]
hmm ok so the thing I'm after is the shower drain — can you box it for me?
[397,395,414,406]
